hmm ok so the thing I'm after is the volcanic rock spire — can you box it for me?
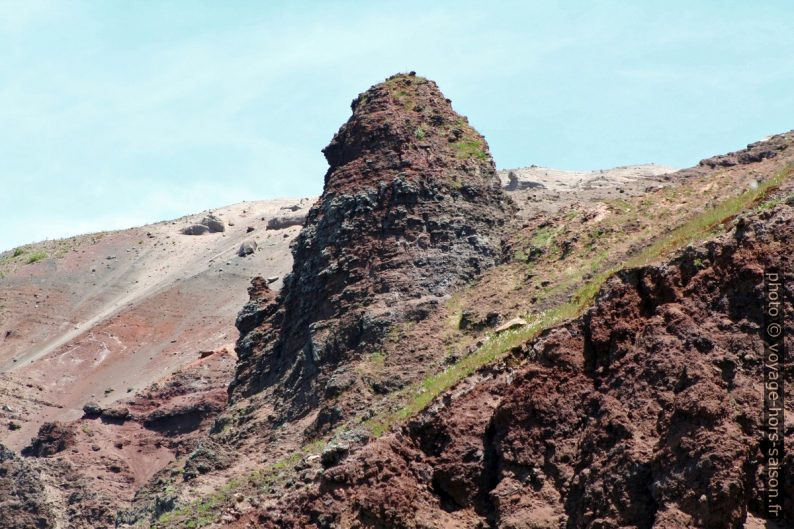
[230,73,514,422]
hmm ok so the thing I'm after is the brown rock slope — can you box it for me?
[251,204,793,528]
[229,72,514,429]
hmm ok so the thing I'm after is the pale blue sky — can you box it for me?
[1,1,793,251]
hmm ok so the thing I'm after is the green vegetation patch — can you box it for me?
[26,251,48,264]
[454,138,488,160]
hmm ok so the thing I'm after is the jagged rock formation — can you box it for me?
[254,204,793,528]
[21,422,76,457]
[699,132,793,168]
[229,73,514,422]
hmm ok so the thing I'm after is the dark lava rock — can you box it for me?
[143,401,223,435]
[458,309,501,331]
[323,369,357,397]
[181,224,209,236]
[698,132,791,168]
[229,73,515,425]
[100,407,131,423]
[320,441,350,468]
[183,439,234,481]
[238,240,257,257]
[0,443,55,528]
[81,402,103,417]
[201,214,225,233]
[320,430,371,469]
[234,277,278,336]
[21,422,76,457]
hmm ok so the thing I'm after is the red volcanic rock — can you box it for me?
[21,422,76,457]
[229,73,515,426]
[252,205,793,528]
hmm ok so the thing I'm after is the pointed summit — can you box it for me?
[230,73,514,430]
[322,72,497,193]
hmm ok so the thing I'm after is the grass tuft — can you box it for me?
[26,251,47,264]
[454,138,488,160]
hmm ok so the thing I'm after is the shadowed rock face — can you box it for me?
[229,73,514,421]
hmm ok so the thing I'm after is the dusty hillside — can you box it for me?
[0,198,313,451]
[1,73,792,529]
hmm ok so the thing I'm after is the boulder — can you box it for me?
[21,422,75,457]
[458,310,501,331]
[238,240,257,257]
[180,214,225,235]
[82,402,103,417]
[266,214,306,230]
[201,215,225,233]
[320,440,350,468]
[181,224,209,236]
[100,407,131,423]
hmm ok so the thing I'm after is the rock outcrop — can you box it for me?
[253,204,793,528]
[180,213,226,235]
[266,214,307,230]
[699,131,792,168]
[0,444,54,529]
[21,422,76,457]
[238,240,257,257]
[229,73,514,423]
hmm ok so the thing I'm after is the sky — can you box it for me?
[1,1,793,252]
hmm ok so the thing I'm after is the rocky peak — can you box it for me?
[229,73,514,426]
[321,73,498,193]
